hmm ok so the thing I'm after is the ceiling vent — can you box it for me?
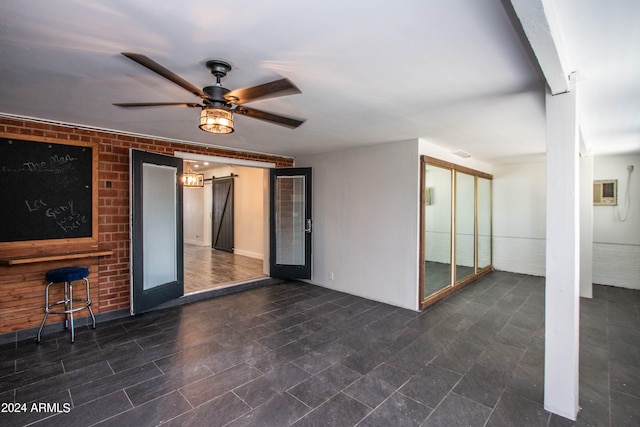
[451,149,471,159]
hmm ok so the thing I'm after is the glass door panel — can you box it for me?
[130,149,183,314]
[270,167,312,279]
[142,163,178,289]
[423,164,452,297]
[455,172,475,283]
[275,175,306,265]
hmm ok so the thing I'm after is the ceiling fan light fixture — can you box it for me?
[117,53,304,132]
[199,107,234,134]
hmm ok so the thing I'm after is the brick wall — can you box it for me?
[0,117,293,334]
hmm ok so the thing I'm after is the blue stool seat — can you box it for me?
[45,266,90,283]
[37,266,96,343]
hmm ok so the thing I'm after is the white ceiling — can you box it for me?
[0,0,638,163]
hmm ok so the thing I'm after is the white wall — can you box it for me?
[592,154,640,288]
[297,139,421,310]
[580,154,594,298]
[492,154,639,289]
[232,166,266,259]
[492,161,547,276]
[183,186,206,245]
[282,140,638,313]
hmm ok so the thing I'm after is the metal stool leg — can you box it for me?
[84,277,96,329]
[68,281,75,343]
[63,281,70,330]
[36,282,53,343]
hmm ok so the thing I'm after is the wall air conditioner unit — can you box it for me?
[593,180,617,206]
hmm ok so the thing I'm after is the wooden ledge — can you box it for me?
[0,250,113,266]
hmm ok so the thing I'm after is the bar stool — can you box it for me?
[37,266,96,343]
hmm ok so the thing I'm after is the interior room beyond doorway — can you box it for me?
[182,159,269,294]
[184,244,265,293]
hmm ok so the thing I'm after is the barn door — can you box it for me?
[212,176,234,252]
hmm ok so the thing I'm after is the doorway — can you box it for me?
[182,160,268,293]
[130,150,312,312]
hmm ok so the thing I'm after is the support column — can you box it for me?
[544,78,580,420]
[580,146,594,298]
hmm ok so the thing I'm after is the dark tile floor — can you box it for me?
[1,271,639,426]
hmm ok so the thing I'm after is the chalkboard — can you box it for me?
[0,136,97,243]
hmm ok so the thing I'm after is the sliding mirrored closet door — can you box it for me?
[419,156,493,309]
[455,172,475,284]
[422,164,452,298]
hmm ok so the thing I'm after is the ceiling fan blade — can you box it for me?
[121,52,209,99]
[235,106,305,129]
[113,102,202,108]
[225,78,301,104]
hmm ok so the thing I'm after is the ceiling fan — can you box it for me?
[114,52,305,134]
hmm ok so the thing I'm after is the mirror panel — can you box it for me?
[423,164,452,297]
[455,172,475,283]
[477,177,492,270]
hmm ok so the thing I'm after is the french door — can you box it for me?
[269,168,312,279]
[130,150,184,314]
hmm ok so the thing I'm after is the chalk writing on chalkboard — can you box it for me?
[0,137,94,242]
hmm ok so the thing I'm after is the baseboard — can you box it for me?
[184,239,208,246]
[0,308,130,346]
[233,249,264,260]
